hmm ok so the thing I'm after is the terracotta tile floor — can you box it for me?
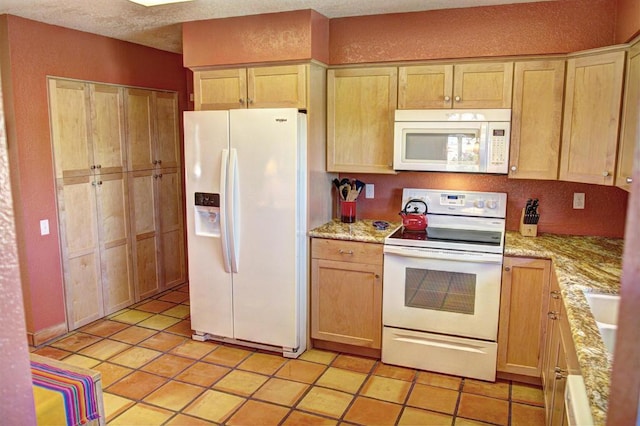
[30,284,546,425]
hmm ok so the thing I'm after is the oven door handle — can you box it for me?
[383,245,503,263]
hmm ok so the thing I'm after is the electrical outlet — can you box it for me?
[40,219,50,236]
[365,184,375,199]
[573,193,585,209]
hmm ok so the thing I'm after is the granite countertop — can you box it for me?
[505,231,624,425]
[309,221,623,425]
[309,219,401,243]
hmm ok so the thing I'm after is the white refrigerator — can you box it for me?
[184,109,307,358]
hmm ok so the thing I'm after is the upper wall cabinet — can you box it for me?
[509,60,565,180]
[559,50,626,185]
[327,67,398,174]
[193,64,307,110]
[125,89,180,172]
[616,40,640,191]
[398,62,513,109]
[49,80,126,178]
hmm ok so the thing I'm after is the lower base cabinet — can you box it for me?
[497,257,551,377]
[311,238,383,351]
[542,269,580,426]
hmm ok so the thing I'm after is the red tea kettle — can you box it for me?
[399,199,428,231]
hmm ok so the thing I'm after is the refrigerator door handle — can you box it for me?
[219,149,232,273]
[228,148,240,272]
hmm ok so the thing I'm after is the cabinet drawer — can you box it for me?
[311,239,383,265]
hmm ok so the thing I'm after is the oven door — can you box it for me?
[383,245,503,341]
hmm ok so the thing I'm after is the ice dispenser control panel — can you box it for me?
[194,192,221,237]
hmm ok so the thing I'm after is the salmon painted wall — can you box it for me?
[327,0,631,238]
[329,0,617,64]
[1,15,188,336]
[615,0,640,43]
[341,173,628,238]
[183,9,330,68]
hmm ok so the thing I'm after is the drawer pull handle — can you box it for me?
[338,249,354,255]
[550,290,560,299]
[547,311,559,320]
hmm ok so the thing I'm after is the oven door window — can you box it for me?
[405,267,475,315]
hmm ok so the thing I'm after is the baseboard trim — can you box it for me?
[28,322,68,347]
[311,339,381,359]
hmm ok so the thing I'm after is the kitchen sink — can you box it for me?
[583,291,620,355]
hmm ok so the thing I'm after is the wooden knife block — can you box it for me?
[519,208,538,237]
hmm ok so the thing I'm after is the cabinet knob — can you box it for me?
[96,164,101,169]
[338,249,354,255]
[444,95,451,102]
[248,98,254,104]
[510,165,517,172]
[603,171,610,177]
[627,177,633,184]
[547,311,559,320]
[504,266,511,272]
[90,165,96,170]
[455,96,461,102]
[239,98,245,104]
[554,368,567,380]
[550,290,560,299]
[97,180,102,186]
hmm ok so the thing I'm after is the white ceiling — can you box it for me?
[0,0,554,54]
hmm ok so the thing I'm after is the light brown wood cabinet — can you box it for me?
[616,40,640,191]
[49,79,134,330]
[542,269,580,426]
[193,64,307,110]
[125,89,180,171]
[327,67,398,174]
[497,257,551,377]
[509,60,565,180]
[398,62,513,109]
[311,238,383,350]
[125,88,185,299]
[559,49,626,185]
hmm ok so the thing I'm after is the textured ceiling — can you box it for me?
[0,0,555,53]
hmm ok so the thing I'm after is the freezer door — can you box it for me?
[229,108,306,349]
[183,111,234,338]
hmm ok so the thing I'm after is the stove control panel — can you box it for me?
[402,188,507,219]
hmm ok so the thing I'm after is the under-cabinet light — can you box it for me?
[128,0,194,6]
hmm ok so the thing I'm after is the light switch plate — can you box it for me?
[365,184,375,199]
[573,193,585,209]
[40,219,50,235]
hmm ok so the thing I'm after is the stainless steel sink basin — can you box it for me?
[583,291,620,354]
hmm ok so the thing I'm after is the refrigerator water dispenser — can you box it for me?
[194,192,221,237]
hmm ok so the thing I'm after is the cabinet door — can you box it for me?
[497,257,551,377]
[616,41,640,190]
[248,64,307,109]
[125,88,155,171]
[453,62,513,108]
[311,258,382,348]
[96,173,135,314]
[327,67,397,174]
[155,91,180,169]
[157,168,185,290]
[130,170,161,299]
[398,65,453,109]
[49,79,92,178]
[509,60,565,180]
[194,68,247,110]
[90,84,126,175]
[560,51,625,185]
[58,176,103,329]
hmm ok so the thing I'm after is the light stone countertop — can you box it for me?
[309,221,623,425]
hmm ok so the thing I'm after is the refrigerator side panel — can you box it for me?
[229,108,303,349]
[184,111,234,338]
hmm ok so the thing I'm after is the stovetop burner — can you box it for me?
[388,226,502,246]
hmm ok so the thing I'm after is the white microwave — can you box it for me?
[394,109,511,174]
